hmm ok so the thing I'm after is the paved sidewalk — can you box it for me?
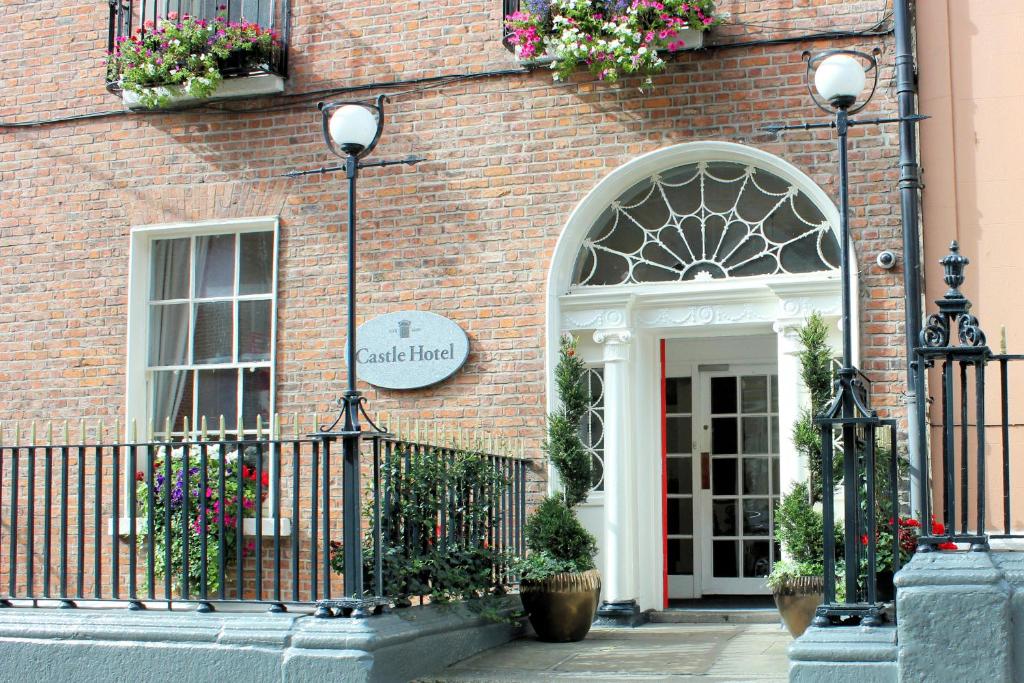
[421,622,791,682]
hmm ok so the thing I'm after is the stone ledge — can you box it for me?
[0,599,524,682]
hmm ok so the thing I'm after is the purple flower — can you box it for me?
[523,0,550,15]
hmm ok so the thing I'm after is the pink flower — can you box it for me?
[167,11,178,20]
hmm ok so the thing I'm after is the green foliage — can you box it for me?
[524,496,597,571]
[791,312,841,503]
[107,12,282,109]
[512,550,587,582]
[766,559,823,593]
[330,443,511,604]
[774,482,824,567]
[517,335,599,581]
[136,444,262,596]
[546,335,592,508]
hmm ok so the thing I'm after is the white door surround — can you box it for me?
[546,142,852,612]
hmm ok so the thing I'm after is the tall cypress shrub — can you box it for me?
[521,335,597,577]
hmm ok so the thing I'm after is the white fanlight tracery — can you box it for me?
[572,160,841,287]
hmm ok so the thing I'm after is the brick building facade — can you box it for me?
[0,1,907,611]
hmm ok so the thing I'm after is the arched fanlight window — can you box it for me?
[572,161,841,286]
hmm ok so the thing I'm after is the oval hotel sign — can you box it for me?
[355,311,470,390]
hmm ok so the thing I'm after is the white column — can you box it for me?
[593,328,639,620]
[774,321,804,495]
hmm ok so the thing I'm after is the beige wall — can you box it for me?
[918,1,1024,531]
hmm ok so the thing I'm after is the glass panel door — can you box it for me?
[701,371,780,594]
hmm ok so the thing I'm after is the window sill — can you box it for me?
[108,516,292,538]
[121,73,286,111]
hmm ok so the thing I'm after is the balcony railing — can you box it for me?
[0,421,526,615]
[107,0,289,86]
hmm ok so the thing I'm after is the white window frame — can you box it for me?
[125,216,280,440]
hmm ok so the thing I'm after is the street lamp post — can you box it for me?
[284,95,424,617]
[764,50,927,627]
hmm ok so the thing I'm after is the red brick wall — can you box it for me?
[0,0,907,459]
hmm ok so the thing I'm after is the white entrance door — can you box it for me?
[697,369,781,595]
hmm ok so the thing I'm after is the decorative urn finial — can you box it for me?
[941,240,969,300]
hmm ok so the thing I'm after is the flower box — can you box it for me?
[505,0,720,83]
[516,26,704,65]
[121,72,285,111]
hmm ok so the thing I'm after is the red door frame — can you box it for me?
[660,338,669,608]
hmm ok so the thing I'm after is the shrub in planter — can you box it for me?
[107,9,282,109]
[769,482,824,637]
[515,335,601,642]
[505,0,722,84]
[329,442,512,606]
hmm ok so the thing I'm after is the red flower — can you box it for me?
[261,472,269,487]
[135,471,145,482]
[938,542,958,551]
[860,534,869,546]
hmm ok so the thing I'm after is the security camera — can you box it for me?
[876,250,897,270]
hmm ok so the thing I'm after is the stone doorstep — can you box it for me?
[0,599,524,683]
[648,608,780,624]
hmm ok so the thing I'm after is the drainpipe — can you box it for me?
[894,0,925,517]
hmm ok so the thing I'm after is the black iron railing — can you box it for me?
[914,241,1023,547]
[107,0,289,83]
[0,425,525,615]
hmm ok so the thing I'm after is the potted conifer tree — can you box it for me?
[516,335,601,642]
[767,313,832,637]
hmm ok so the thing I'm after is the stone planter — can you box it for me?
[121,73,285,111]
[772,575,824,638]
[519,569,601,642]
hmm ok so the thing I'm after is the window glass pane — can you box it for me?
[742,417,769,454]
[193,302,233,364]
[195,234,235,298]
[741,376,768,413]
[770,375,778,412]
[667,538,693,575]
[667,497,693,536]
[667,456,692,494]
[743,459,769,495]
[771,416,779,454]
[666,416,692,454]
[711,377,737,414]
[713,540,739,577]
[152,369,193,435]
[196,368,238,427]
[712,417,737,454]
[239,232,274,295]
[712,500,737,535]
[238,300,272,362]
[712,458,737,496]
[743,498,771,536]
[242,367,271,429]
[571,161,839,286]
[666,377,692,413]
[149,303,189,366]
[151,238,190,300]
[743,540,771,577]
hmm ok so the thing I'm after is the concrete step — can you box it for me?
[648,608,781,624]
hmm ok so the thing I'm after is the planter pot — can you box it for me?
[516,28,706,67]
[519,569,601,642]
[658,27,705,52]
[772,575,824,638]
[121,73,285,111]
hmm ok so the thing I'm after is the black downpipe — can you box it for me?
[894,0,926,515]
